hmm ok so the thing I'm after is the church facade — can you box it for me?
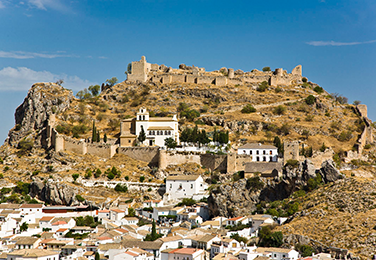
[120,108,179,147]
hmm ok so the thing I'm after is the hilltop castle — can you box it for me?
[126,56,303,86]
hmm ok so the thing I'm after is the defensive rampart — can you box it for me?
[118,147,160,167]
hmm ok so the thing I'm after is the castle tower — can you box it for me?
[127,56,151,82]
[228,68,234,79]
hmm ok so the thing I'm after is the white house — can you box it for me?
[210,238,241,259]
[161,248,206,260]
[165,175,207,201]
[110,209,126,222]
[19,204,44,218]
[250,215,274,235]
[122,217,139,226]
[238,143,278,162]
[120,108,179,147]
[143,200,163,208]
[98,210,111,220]
[256,248,299,260]
[225,216,249,227]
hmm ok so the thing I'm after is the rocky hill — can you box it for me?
[1,75,376,258]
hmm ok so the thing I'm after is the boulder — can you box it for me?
[320,159,343,183]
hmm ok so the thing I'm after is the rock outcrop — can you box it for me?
[7,83,74,147]
[208,159,339,217]
[30,179,79,206]
[319,159,343,183]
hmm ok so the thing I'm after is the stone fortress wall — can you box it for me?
[127,56,303,87]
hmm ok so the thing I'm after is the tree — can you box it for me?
[20,222,28,232]
[139,176,145,182]
[165,137,177,149]
[128,207,136,217]
[106,77,118,87]
[88,85,101,96]
[138,126,146,144]
[55,79,64,86]
[114,183,128,192]
[144,220,163,241]
[305,95,316,105]
[273,136,283,155]
[92,121,96,142]
[257,81,269,92]
[104,133,107,143]
[258,226,283,247]
[76,90,84,100]
[262,67,271,72]
[95,252,100,260]
[353,100,361,106]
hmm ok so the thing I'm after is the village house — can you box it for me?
[122,217,139,226]
[225,217,249,227]
[165,175,207,201]
[7,249,60,260]
[97,210,110,221]
[14,237,40,250]
[249,215,274,236]
[110,209,126,222]
[210,238,242,259]
[161,248,206,260]
[19,204,44,217]
[255,247,299,260]
[191,234,221,250]
[238,143,278,162]
[120,108,179,147]
[143,200,163,208]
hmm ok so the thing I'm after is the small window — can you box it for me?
[250,150,252,155]
[256,150,259,155]
[263,150,266,155]
[263,157,266,161]
[270,156,273,161]
[256,157,259,161]
[170,184,172,188]
[270,150,272,155]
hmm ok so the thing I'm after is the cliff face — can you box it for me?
[7,82,74,147]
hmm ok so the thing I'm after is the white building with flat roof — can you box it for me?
[165,175,207,201]
[238,143,278,162]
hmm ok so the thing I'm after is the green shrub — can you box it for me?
[107,172,115,180]
[246,177,264,191]
[313,86,324,94]
[84,169,92,179]
[139,176,145,182]
[275,87,282,93]
[305,115,314,122]
[285,159,299,168]
[75,194,85,202]
[241,104,257,114]
[114,183,128,192]
[94,169,101,178]
[273,105,286,115]
[305,95,316,105]
[257,81,269,92]
[295,244,315,257]
[338,131,352,142]
[262,67,271,72]
[364,144,372,149]
[125,176,129,181]
[4,166,9,172]
[302,77,308,83]
[72,174,80,182]
[17,139,34,155]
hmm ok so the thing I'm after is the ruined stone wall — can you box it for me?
[86,143,117,159]
[310,148,335,169]
[159,150,201,170]
[200,154,228,173]
[118,147,160,167]
[235,154,255,172]
[61,136,87,155]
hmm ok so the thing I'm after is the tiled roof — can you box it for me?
[8,249,58,257]
[166,175,200,181]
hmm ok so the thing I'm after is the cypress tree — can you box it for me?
[92,121,96,142]
[95,252,100,260]
[138,126,146,144]
[97,131,100,142]
[104,133,107,143]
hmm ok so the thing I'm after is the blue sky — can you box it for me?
[0,0,375,143]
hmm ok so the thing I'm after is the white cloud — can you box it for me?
[27,0,68,12]
[0,50,76,59]
[307,39,376,46]
[0,67,95,91]
[0,1,6,8]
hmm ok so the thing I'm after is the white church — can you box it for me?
[120,108,179,147]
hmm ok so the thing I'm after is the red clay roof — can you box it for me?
[111,209,125,213]
[20,204,44,208]
[52,221,67,226]
[227,216,244,221]
[39,216,54,222]
[56,228,68,232]
[169,248,200,255]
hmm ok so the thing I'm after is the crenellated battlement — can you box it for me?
[126,56,303,86]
